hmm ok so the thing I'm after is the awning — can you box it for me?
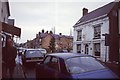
[2,22,21,37]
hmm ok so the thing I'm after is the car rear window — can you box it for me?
[25,50,43,58]
[65,57,105,74]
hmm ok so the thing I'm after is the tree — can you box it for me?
[49,37,55,53]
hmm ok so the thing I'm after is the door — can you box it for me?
[43,56,60,78]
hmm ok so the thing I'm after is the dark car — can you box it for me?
[35,53,118,79]
[22,49,44,66]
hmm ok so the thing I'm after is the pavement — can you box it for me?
[4,55,26,79]
[13,64,25,79]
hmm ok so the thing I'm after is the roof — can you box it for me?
[74,2,117,27]
[39,33,47,38]
[52,34,60,39]
[39,33,73,39]
[47,53,92,60]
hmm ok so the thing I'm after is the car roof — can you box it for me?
[25,49,41,51]
[47,53,92,60]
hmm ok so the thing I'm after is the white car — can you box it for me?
[37,48,47,56]
[22,49,44,66]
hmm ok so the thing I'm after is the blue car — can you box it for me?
[35,53,118,79]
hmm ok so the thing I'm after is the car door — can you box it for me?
[43,56,61,78]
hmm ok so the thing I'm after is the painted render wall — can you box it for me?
[73,17,110,62]
[0,2,9,23]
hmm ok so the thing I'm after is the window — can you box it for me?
[77,30,82,41]
[44,56,60,72]
[77,44,81,53]
[50,57,60,72]
[65,57,105,74]
[94,25,101,39]
[94,43,100,56]
[44,56,51,64]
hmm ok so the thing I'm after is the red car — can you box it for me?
[36,53,118,79]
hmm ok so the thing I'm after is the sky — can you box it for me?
[8,0,115,43]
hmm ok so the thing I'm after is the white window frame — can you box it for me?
[77,30,82,41]
[93,24,101,39]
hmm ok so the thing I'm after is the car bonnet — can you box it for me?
[71,68,118,79]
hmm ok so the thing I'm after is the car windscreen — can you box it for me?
[40,49,46,54]
[25,50,43,58]
[65,57,105,74]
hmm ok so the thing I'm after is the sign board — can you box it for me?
[102,33,109,46]
[2,22,21,37]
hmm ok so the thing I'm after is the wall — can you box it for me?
[42,34,52,52]
[0,2,9,23]
[118,9,120,62]
[0,1,2,79]
[0,22,2,80]
[0,1,2,21]
[119,9,120,34]
[0,1,9,79]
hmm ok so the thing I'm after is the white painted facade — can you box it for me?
[73,16,110,62]
[0,1,9,23]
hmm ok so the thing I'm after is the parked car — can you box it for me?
[22,49,44,66]
[37,48,47,56]
[36,53,118,79]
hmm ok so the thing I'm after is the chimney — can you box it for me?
[83,8,88,16]
[46,31,48,33]
[36,34,38,38]
[42,29,44,33]
[50,31,53,34]
[59,33,62,35]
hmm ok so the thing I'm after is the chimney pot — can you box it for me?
[59,33,62,35]
[83,8,88,16]
[42,29,44,33]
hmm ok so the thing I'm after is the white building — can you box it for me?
[73,2,120,62]
[0,0,10,23]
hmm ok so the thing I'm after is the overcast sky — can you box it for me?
[9,0,115,43]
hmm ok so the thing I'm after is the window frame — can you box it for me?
[93,24,101,39]
[77,30,82,41]
[94,43,100,57]
[77,44,81,53]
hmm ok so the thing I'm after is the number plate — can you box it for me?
[31,58,39,60]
